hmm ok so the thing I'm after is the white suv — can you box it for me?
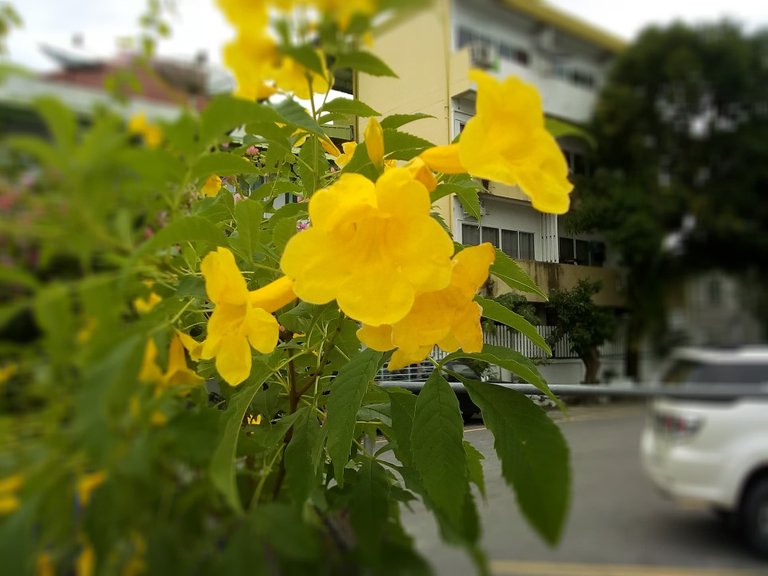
[640,347,768,556]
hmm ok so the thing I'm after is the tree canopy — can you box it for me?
[570,21,768,366]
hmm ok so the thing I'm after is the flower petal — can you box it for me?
[215,333,252,386]
[420,144,465,174]
[249,276,296,313]
[357,324,395,351]
[201,247,248,306]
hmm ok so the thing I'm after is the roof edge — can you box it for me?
[502,0,626,53]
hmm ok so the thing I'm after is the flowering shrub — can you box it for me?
[0,1,572,574]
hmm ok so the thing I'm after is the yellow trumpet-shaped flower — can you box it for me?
[223,32,329,101]
[364,117,384,170]
[334,142,357,168]
[200,248,296,386]
[358,243,495,369]
[420,70,572,214]
[280,168,454,326]
[0,473,23,515]
[139,335,204,389]
[77,470,106,506]
[128,112,162,149]
[404,156,437,193]
[217,0,268,30]
[202,175,222,197]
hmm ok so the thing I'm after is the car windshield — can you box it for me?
[661,359,768,386]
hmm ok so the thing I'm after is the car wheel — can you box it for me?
[740,477,768,557]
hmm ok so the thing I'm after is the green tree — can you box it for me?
[571,21,768,376]
[546,280,616,384]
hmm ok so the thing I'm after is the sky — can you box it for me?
[6,1,768,72]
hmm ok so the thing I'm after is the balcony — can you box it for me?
[492,260,626,307]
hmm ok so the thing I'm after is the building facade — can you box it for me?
[356,0,625,310]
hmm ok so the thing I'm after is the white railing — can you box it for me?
[376,326,627,381]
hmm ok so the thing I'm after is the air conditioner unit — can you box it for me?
[470,42,497,70]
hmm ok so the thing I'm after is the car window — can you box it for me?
[661,359,768,385]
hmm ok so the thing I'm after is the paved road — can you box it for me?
[401,402,768,576]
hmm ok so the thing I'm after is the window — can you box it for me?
[501,229,534,260]
[481,226,499,248]
[456,26,529,67]
[462,223,480,246]
[559,237,606,266]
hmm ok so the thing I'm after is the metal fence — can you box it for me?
[481,325,626,359]
[375,325,627,381]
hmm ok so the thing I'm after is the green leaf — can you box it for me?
[335,50,398,77]
[455,186,482,220]
[34,96,77,152]
[325,348,383,485]
[284,409,322,504]
[320,98,379,117]
[270,98,324,137]
[33,284,75,366]
[209,368,271,513]
[280,44,325,76]
[190,153,259,181]
[383,129,434,161]
[350,457,391,558]
[491,248,548,299]
[463,380,571,545]
[444,345,559,405]
[200,95,282,147]
[253,503,321,560]
[271,217,298,253]
[464,440,486,500]
[229,199,263,264]
[476,296,551,355]
[0,266,39,291]
[386,388,417,466]
[411,371,467,528]
[380,113,433,130]
[296,136,329,197]
[135,216,228,258]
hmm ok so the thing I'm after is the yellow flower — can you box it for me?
[217,0,268,30]
[223,32,329,101]
[77,471,106,506]
[0,473,22,515]
[200,248,295,386]
[133,292,161,315]
[36,552,54,576]
[246,414,262,425]
[364,117,384,170]
[358,243,495,369]
[139,335,204,389]
[334,142,356,168]
[150,411,168,427]
[316,0,378,29]
[202,175,222,197]
[76,317,98,344]
[0,362,17,385]
[76,544,94,576]
[421,70,572,214]
[128,112,162,149]
[280,168,454,326]
[404,156,437,193]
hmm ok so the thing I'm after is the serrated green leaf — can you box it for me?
[229,199,263,264]
[350,457,391,558]
[477,297,551,355]
[191,153,259,181]
[491,249,548,298]
[253,503,321,560]
[380,113,433,130]
[270,98,324,137]
[210,368,271,513]
[411,371,467,528]
[162,111,199,158]
[135,216,227,258]
[320,98,379,117]
[383,129,434,161]
[455,185,482,220]
[464,440,486,500]
[200,95,282,147]
[33,284,76,365]
[430,178,480,203]
[339,139,378,180]
[284,409,321,504]
[386,388,417,466]
[325,348,383,485]
[335,50,397,77]
[444,345,558,405]
[463,380,571,545]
